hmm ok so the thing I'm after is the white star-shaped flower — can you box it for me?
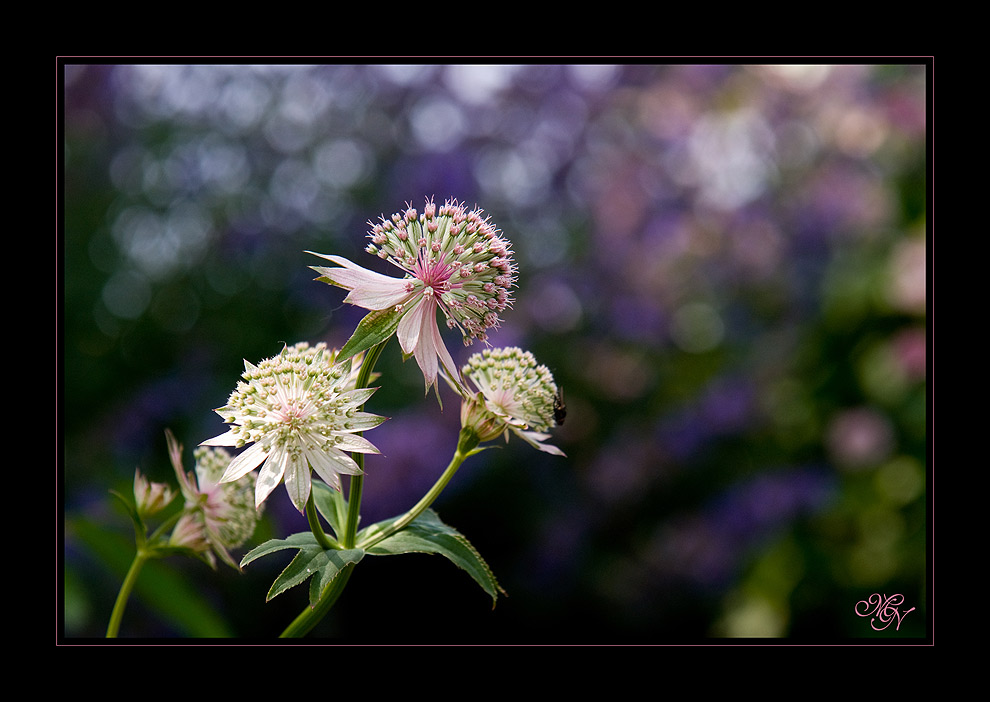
[201,343,387,513]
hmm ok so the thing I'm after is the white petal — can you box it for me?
[325,448,364,475]
[201,429,239,447]
[336,411,388,432]
[255,448,288,508]
[332,432,382,455]
[313,467,341,493]
[282,454,312,513]
[219,442,268,482]
[335,387,379,408]
[308,447,363,488]
[514,429,566,457]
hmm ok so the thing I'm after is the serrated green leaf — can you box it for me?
[362,509,505,606]
[268,546,365,604]
[240,532,320,568]
[307,551,361,606]
[267,546,324,601]
[337,306,404,362]
[244,531,366,605]
[312,480,349,540]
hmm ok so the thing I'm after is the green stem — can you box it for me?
[341,340,386,549]
[280,341,388,638]
[279,562,356,638]
[342,468,364,550]
[106,548,149,638]
[357,428,478,550]
[306,494,338,550]
[279,437,476,637]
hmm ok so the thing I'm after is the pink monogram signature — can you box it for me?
[854,593,915,631]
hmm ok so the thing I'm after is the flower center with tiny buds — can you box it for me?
[217,343,352,453]
[205,341,387,511]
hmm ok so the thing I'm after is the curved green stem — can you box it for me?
[306,494,338,550]
[357,431,476,550]
[106,549,149,638]
[280,438,476,637]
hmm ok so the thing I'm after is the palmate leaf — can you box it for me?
[241,532,365,606]
[360,509,506,606]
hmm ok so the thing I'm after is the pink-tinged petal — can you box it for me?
[165,431,196,497]
[219,441,268,483]
[255,448,288,509]
[308,252,377,279]
[409,299,462,394]
[413,303,440,389]
[429,311,459,386]
[345,281,413,311]
[310,254,411,310]
[396,295,427,355]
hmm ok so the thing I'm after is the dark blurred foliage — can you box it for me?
[61,62,928,642]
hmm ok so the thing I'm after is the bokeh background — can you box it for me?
[62,62,928,642]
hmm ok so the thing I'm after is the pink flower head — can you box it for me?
[165,430,259,569]
[310,197,516,394]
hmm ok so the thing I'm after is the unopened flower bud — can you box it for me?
[133,470,176,517]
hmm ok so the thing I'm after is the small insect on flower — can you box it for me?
[553,387,567,426]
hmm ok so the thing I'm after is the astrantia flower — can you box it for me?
[133,470,176,518]
[309,197,516,393]
[201,342,387,513]
[457,347,565,456]
[165,431,259,569]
